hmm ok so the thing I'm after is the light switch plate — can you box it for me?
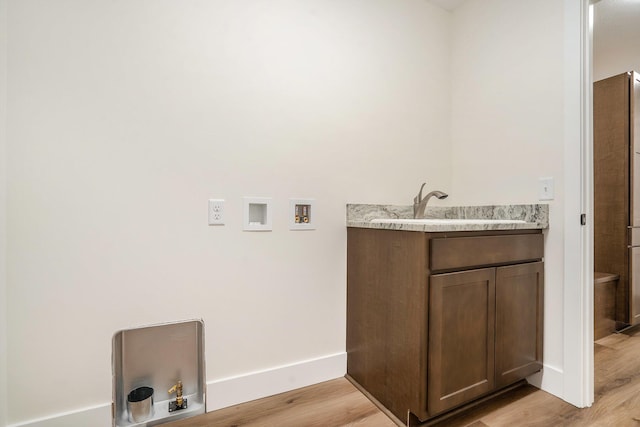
[539,177,554,200]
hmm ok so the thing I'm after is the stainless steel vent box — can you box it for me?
[112,319,206,426]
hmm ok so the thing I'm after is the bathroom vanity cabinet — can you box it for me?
[346,228,544,425]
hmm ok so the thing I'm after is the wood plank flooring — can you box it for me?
[165,328,640,427]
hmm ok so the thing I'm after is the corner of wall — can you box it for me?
[0,0,8,424]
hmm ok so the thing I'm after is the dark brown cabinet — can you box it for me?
[495,262,544,387]
[346,228,544,425]
[427,262,544,415]
[594,71,640,326]
[428,268,496,415]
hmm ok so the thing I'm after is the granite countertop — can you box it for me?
[346,204,549,232]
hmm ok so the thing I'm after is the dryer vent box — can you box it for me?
[112,320,206,426]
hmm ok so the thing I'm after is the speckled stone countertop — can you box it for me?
[347,204,549,232]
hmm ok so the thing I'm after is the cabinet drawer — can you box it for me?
[430,233,543,271]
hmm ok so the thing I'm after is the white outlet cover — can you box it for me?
[208,199,225,225]
[289,198,315,230]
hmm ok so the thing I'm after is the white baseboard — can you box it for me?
[528,363,564,399]
[7,403,111,427]
[206,351,347,411]
[7,352,346,427]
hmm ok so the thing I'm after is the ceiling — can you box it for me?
[428,0,467,11]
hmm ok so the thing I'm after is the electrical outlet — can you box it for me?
[208,199,225,225]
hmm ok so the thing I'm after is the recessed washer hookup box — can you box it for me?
[112,319,206,427]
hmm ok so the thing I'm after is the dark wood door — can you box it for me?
[428,268,495,415]
[495,262,544,387]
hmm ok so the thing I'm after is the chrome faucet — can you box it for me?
[413,182,448,218]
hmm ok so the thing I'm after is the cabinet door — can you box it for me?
[428,268,495,415]
[495,262,544,388]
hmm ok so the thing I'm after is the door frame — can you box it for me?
[562,0,594,408]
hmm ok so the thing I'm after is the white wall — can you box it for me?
[4,0,452,424]
[1,0,8,425]
[450,0,567,395]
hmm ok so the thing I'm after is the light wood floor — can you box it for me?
[165,328,640,427]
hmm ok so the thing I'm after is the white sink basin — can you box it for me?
[370,218,527,225]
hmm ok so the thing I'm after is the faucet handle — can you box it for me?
[416,182,426,202]
[168,381,182,394]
